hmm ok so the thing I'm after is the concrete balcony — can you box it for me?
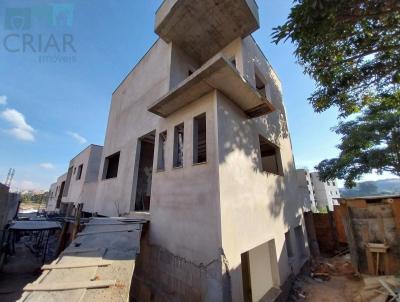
[155,0,259,64]
[148,54,275,118]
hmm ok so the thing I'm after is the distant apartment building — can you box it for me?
[296,169,341,211]
[296,169,317,212]
[46,1,310,300]
[310,172,341,211]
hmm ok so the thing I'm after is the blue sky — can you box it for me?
[0,0,396,191]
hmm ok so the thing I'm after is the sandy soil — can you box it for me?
[293,255,364,302]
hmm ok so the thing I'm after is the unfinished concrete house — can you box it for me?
[46,145,103,214]
[61,144,103,214]
[46,172,67,212]
[89,1,309,301]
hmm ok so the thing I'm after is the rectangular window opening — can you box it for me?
[103,151,120,179]
[259,135,283,176]
[255,71,266,97]
[76,164,83,180]
[193,113,206,164]
[157,131,167,171]
[173,123,184,168]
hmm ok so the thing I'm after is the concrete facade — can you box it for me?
[45,1,310,300]
[92,1,309,300]
[310,172,340,211]
[46,173,67,212]
[61,144,103,213]
[296,169,340,212]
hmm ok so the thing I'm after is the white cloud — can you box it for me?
[39,163,55,170]
[1,108,35,141]
[0,96,7,105]
[67,131,87,144]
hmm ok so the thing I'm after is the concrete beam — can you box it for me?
[155,0,259,63]
[148,54,275,118]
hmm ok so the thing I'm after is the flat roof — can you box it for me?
[148,55,275,118]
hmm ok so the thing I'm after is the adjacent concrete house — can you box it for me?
[46,173,67,212]
[61,144,103,213]
[91,1,309,301]
[310,172,341,211]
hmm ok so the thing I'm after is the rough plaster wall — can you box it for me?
[94,39,171,216]
[216,37,309,298]
[169,43,200,89]
[64,147,91,206]
[150,91,223,266]
[133,228,224,302]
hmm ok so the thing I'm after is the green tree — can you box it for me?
[273,0,400,186]
[316,93,400,187]
[273,0,400,116]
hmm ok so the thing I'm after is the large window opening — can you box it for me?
[173,123,184,168]
[259,135,283,176]
[134,131,155,212]
[157,131,167,171]
[193,113,206,164]
[76,164,83,180]
[103,152,120,179]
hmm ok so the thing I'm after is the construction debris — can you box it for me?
[353,275,400,302]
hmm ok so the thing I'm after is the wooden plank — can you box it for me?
[346,199,368,208]
[24,280,116,291]
[76,228,138,237]
[342,206,359,272]
[390,200,400,234]
[42,260,112,270]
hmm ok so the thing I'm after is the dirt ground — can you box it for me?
[292,254,364,302]
[0,234,58,302]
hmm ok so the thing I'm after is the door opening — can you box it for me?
[134,131,155,211]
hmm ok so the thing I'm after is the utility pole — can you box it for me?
[4,168,15,187]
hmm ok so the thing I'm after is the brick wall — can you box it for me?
[132,227,225,302]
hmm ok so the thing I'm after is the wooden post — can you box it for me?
[342,204,359,272]
[71,203,83,241]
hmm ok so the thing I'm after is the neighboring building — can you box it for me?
[45,1,310,300]
[296,169,341,212]
[61,144,103,213]
[46,182,58,212]
[0,183,20,228]
[310,172,341,211]
[46,173,67,213]
[296,169,317,212]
